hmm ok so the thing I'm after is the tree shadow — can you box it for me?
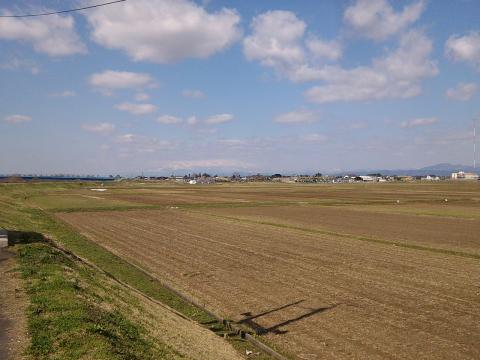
[6,230,46,246]
[238,300,338,335]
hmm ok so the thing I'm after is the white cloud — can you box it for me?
[115,102,157,115]
[414,130,473,146]
[50,90,76,98]
[217,139,246,146]
[446,82,477,101]
[445,31,480,69]
[157,115,183,124]
[347,122,368,130]
[81,122,115,134]
[306,37,342,61]
[182,89,205,99]
[344,0,425,40]
[186,116,199,126]
[243,10,308,81]
[305,30,437,103]
[274,109,320,124]
[89,70,156,95]
[205,113,234,124]
[400,117,437,128]
[115,133,172,153]
[135,92,150,101]
[165,159,249,170]
[0,56,40,74]
[84,0,241,63]
[300,133,328,143]
[115,134,136,144]
[0,10,86,56]
[4,114,31,124]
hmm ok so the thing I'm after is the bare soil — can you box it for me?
[58,209,480,360]
[0,248,28,360]
[202,204,480,255]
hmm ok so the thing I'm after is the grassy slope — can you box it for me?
[0,183,275,360]
[17,242,180,360]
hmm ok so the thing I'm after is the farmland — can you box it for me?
[49,181,480,359]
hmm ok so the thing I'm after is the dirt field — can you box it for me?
[58,205,480,360]
[201,204,480,256]
[96,182,480,208]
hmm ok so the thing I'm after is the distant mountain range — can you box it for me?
[346,163,478,177]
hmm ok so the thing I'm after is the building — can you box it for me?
[451,171,479,180]
[422,175,440,181]
[358,175,375,182]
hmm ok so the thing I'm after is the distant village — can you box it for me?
[1,171,478,184]
[134,170,480,184]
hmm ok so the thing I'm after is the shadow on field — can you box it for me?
[6,230,46,246]
[238,300,338,335]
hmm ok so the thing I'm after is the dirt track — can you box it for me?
[0,248,28,360]
[58,209,480,360]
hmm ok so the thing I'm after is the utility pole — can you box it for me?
[474,120,477,170]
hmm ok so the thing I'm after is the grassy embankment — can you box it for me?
[0,182,274,359]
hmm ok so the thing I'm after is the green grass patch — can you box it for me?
[17,242,179,360]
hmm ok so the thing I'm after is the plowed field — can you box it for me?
[202,205,480,255]
[58,208,480,360]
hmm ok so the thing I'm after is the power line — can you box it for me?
[0,0,127,18]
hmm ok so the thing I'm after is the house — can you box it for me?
[358,175,375,182]
[451,171,479,180]
[422,175,440,181]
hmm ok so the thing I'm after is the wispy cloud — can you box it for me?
[160,159,251,171]
[115,102,157,115]
[89,70,157,96]
[135,92,150,101]
[4,114,32,124]
[274,109,320,124]
[205,113,234,124]
[114,134,172,153]
[50,90,76,98]
[400,117,438,128]
[81,122,115,134]
[182,89,205,99]
[157,115,183,124]
[0,56,40,74]
[446,82,477,101]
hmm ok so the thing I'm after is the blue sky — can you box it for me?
[1,0,479,175]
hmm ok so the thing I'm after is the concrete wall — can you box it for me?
[0,229,8,248]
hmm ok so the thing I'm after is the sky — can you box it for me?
[0,0,479,175]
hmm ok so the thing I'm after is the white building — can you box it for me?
[422,175,440,181]
[451,171,479,180]
[359,175,375,182]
